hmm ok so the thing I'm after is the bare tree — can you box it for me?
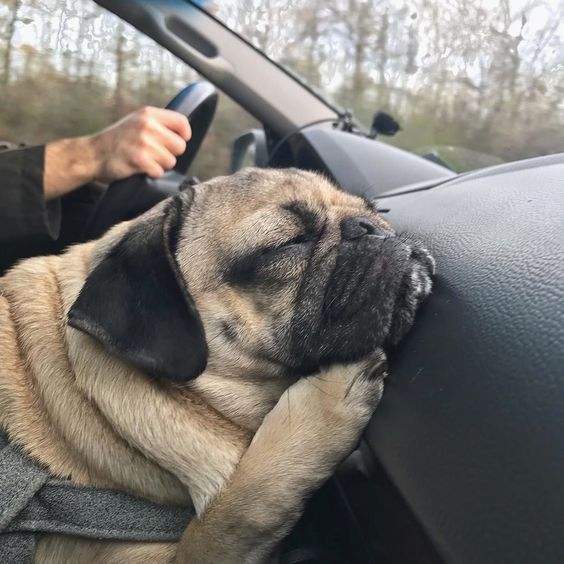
[2,0,22,85]
[113,20,127,118]
[0,0,562,171]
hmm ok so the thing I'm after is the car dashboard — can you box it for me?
[277,129,564,564]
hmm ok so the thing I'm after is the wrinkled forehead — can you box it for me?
[195,168,367,215]
[176,168,390,287]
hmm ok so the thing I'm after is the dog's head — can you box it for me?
[69,168,434,382]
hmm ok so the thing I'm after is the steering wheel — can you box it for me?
[84,82,218,240]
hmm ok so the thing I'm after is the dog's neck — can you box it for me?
[189,370,292,431]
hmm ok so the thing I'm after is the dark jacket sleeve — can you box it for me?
[0,145,61,245]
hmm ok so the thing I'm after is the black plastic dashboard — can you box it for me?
[293,128,564,563]
[292,127,454,197]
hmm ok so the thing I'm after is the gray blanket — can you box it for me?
[0,431,193,562]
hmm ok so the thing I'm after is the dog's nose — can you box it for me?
[341,216,386,240]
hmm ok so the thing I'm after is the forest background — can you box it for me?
[0,0,562,178]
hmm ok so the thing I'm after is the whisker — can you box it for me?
[308,380,339,399]
[315,376,338,384]
[287,387,292,434]
[344,372,361,399]
[207,329,225,344]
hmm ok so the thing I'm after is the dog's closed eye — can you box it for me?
[225,234,313,288]
[278,233,314,249]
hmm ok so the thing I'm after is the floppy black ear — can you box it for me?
[68,194,208,382]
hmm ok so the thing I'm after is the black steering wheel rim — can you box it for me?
[84,82,218,241]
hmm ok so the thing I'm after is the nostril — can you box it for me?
[359,219,375,234]
[341,216,387,240]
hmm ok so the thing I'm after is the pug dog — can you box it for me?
[0,168,434,563]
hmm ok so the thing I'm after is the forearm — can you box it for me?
[44,136,99,200]
[44,107,190,200]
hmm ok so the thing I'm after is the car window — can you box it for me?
[208,0,564,172]
[0,0,259,180]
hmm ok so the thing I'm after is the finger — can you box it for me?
[149,120,188,157]
[143,137,177,172]
[150,108,192,141]
[143,159,166,178]
[136,154,165,179]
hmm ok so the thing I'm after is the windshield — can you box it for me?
[206,0,564,172]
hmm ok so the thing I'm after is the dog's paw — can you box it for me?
[270,350,387,461]
[315,349,387,422]
[355,348,389,381]
[251,351,387,477]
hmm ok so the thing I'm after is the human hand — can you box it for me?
[88,106,192,182]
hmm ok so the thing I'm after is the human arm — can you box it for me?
[44,107,191,200]
[0,107,190,270]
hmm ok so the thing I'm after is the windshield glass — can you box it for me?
[206,0,563,171]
